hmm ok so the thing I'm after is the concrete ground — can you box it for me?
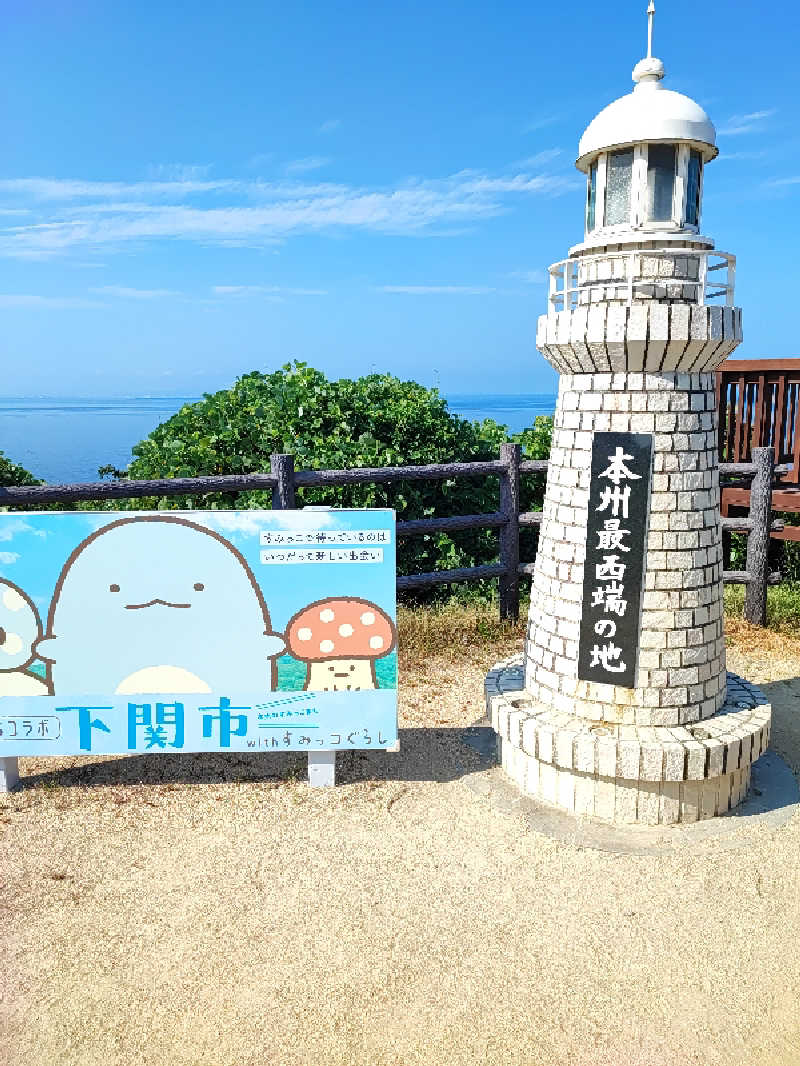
[1,625,799,1066]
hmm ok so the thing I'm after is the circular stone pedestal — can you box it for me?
[485,657,771,825]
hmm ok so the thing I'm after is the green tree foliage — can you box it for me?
[728,517,800,584]
[0,450,41,488]
[110,362,552,590]
[514,415,552,568]
[781,521,800,583]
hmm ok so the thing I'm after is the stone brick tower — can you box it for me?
[485,4,771,825]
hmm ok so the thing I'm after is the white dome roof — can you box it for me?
[576,66,717,172]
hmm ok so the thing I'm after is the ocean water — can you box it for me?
[0,393,556,486]
[448,393,556,434]
[0,397,199,486]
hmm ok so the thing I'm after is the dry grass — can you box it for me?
[726,614,800,662]
[725,583,800,636]
[398,597,800,669]
[397,601,523,666]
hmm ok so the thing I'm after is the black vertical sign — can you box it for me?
[578,432,653,689]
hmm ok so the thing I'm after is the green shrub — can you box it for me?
[775,517,800,583]
[727,516,800,584]
[0,450,41,488]
[102,362,552,596]
[724,581,800,635]
[515,415,551,571]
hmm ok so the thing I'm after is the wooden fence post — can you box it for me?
[743,446,774,626]
[499,442,521,622]
[270,453,296,510]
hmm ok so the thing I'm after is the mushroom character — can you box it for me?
[285,597,396,692]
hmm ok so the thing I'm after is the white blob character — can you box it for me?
[37,516,285,695]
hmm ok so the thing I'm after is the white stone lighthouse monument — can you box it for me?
[485,5,772,824]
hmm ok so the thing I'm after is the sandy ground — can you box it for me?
[1,625,800,1066]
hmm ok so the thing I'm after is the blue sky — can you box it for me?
[0,0,796,397]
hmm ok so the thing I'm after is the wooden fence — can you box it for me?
[0,445,788,626]
[717,358,800,542]
[717,359,800,486]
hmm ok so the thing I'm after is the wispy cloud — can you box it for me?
[319,118,341,134]
[90,285,182,299]
[146,163,213,181]
[0,177,239,201]
[718,109,776,136]
[523,113,562,133]
[717,149,768,161]
[0,293,105,309]
[763,176,800,188]
[513,149,562,169]
[284,156,332,175]
[248,152,274,170]
[201,510,335,534]
[455,173,574,195]
[509,269,546,284]
[0,552,20,564]
[0,168,575,259]
[379,285,495,295]
[0,519,45,543]
[213,284,328,297]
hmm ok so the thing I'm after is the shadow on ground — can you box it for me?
[17,723,496,792]
[758,676,800,775]
[17,679,799,804]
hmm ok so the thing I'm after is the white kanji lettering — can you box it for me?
[596,518,630,552]
[595,554,626,581]
[596,484,632,519]
[590,581,628,616]
[599,447,642,485]
[588,642,626,673]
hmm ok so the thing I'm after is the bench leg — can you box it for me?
[0,757,20,792]
[307,751,335,788]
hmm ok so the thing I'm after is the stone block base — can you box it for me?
[485,657,770,825]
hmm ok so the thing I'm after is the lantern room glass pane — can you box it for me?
[685,150,702,226]
[586,162,597,230]
[647,144,676,221]
[604,149,633,226]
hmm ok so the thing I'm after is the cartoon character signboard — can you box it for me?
[0,510,397,757]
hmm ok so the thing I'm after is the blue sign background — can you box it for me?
[0,509,397,755]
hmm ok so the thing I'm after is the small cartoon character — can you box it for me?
[0,579,49,695]
[36,516,285,695]
[285,597,396,691]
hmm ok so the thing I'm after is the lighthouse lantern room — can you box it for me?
[546,2,735,318]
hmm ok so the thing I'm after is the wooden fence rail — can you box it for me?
[0,447,788,626]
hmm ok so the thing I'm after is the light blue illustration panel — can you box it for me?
[0,509,397,756]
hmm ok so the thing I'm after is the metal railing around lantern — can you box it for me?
[547,248,736,312]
